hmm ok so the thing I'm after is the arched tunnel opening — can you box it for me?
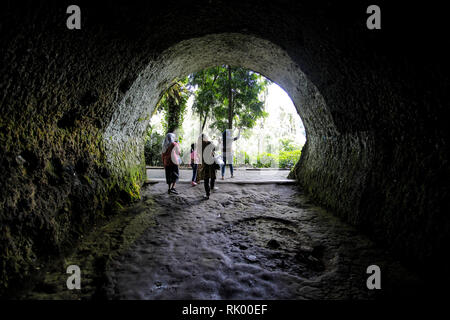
[145,65,306,180]
[1,1,449,301]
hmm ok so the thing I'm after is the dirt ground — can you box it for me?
[103,181,425,300]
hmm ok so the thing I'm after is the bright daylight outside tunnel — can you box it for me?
[1,0,449,307]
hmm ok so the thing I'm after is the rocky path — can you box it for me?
[104,182,424,300]
[146,167,294,183]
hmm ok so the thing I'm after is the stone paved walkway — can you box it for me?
[104,182,425,300]
[147,168,295,184]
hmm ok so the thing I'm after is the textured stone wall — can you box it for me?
[1,0,449,294]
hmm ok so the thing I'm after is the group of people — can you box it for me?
[161,129,240,199]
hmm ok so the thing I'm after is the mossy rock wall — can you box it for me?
[0,2,148,293]
[0,116,145,295]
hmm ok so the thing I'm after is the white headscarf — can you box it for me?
[162,133,176,153]
[196,133,208,153]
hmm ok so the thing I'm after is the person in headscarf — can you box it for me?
[199,133,217,199]
[161,132,181,194]
[221,128,241,179]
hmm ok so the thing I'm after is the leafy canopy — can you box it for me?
[188,65,270,132]
[155,78,190,134]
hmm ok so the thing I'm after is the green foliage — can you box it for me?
[251,150,301,169]
[156,79,190,134]
[278,150,302,168]
[256,153,277,168]
[144,126,164,166]
[234,151,251,166]
[279,138,300,152]
[251,138,302,168]
[188,65,269,132]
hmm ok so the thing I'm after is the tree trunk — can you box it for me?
[167,95,179,134]
[200,114,203,133]
[201,109,208,131]
[227,65,233,129]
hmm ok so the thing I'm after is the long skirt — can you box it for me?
[197,164,216,182]
[164,165,179,185]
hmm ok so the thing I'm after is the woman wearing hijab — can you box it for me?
[162,133,181,194]
[221,128,241,180]
[199,133,217,200]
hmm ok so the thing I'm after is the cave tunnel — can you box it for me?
[1,0,449,299]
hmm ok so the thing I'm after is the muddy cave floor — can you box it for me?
[26,180,426,300]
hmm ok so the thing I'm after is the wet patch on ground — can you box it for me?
[22,198,158,300]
